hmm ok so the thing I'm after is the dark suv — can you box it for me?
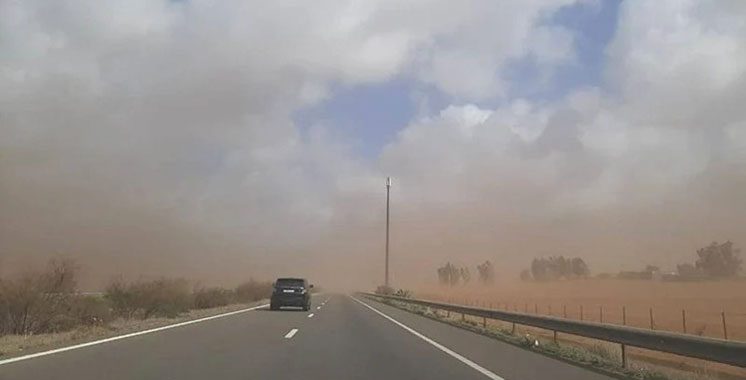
[270,278,313,311]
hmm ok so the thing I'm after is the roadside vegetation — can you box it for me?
[371,292,713,380]
[0,258,273,354]
[374,285,411,298]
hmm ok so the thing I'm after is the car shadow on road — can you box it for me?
[258,307,308,312]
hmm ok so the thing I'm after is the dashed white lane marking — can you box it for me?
[316,306,321,310]
[308,313,314,318]
[0,302,270,366]
[351,296,504,380]
[284,328,299,339]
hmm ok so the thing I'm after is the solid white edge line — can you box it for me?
[350,296,504,380]
[284,328,299,339]
[0,302,269,366]
[308,313,314,318]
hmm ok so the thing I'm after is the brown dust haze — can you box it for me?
[2,1,746,291]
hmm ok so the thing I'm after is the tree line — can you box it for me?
[436,261,494,286]
[520,256,590,281]
[677,241,742,278]
[521,241,742,282]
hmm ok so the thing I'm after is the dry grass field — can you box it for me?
[418,279,746,379]
[421,279,746,340]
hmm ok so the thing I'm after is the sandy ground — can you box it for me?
[0,300,267,360]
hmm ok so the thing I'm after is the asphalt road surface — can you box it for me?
[0,294,614,380]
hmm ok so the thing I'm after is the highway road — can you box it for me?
[0,294,614,380]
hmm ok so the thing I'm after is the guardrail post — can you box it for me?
[482,317,487,328]
[553,330,558,344]
[722,311,728,340]
[511,322,516,335]
[580,305,584,321]
[649,307,655,330]
[621,306,628,367]
[682,309,687,334]
[563,304,567,318]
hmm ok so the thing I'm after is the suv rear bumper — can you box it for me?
[271,294,309,307]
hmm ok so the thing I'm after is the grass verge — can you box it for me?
[0,299,267,360]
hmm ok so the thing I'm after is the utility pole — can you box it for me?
[385,177,392,287]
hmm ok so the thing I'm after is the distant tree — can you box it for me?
[530,256,589,280]
[570,258,590,277]
[476,261,495,285]
[644,265,660,274]
[695,241,742,278]
[437,265,449,286]
[460,267,471,285]
[448,264,460,286]
[553,256,569,278]
[436,262,461,287]
[531,258,555,280]
[519,269,532,281]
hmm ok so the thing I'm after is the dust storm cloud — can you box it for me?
[2,1,745,290]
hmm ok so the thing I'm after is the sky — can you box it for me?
[1,0,745,289]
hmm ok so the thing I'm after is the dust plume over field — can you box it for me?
[2,1,746,290]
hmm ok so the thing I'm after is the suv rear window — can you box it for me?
[276,278,304,287]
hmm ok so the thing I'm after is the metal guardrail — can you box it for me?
[360,292,746,368]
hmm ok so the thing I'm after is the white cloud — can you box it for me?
[606,0,746,128]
